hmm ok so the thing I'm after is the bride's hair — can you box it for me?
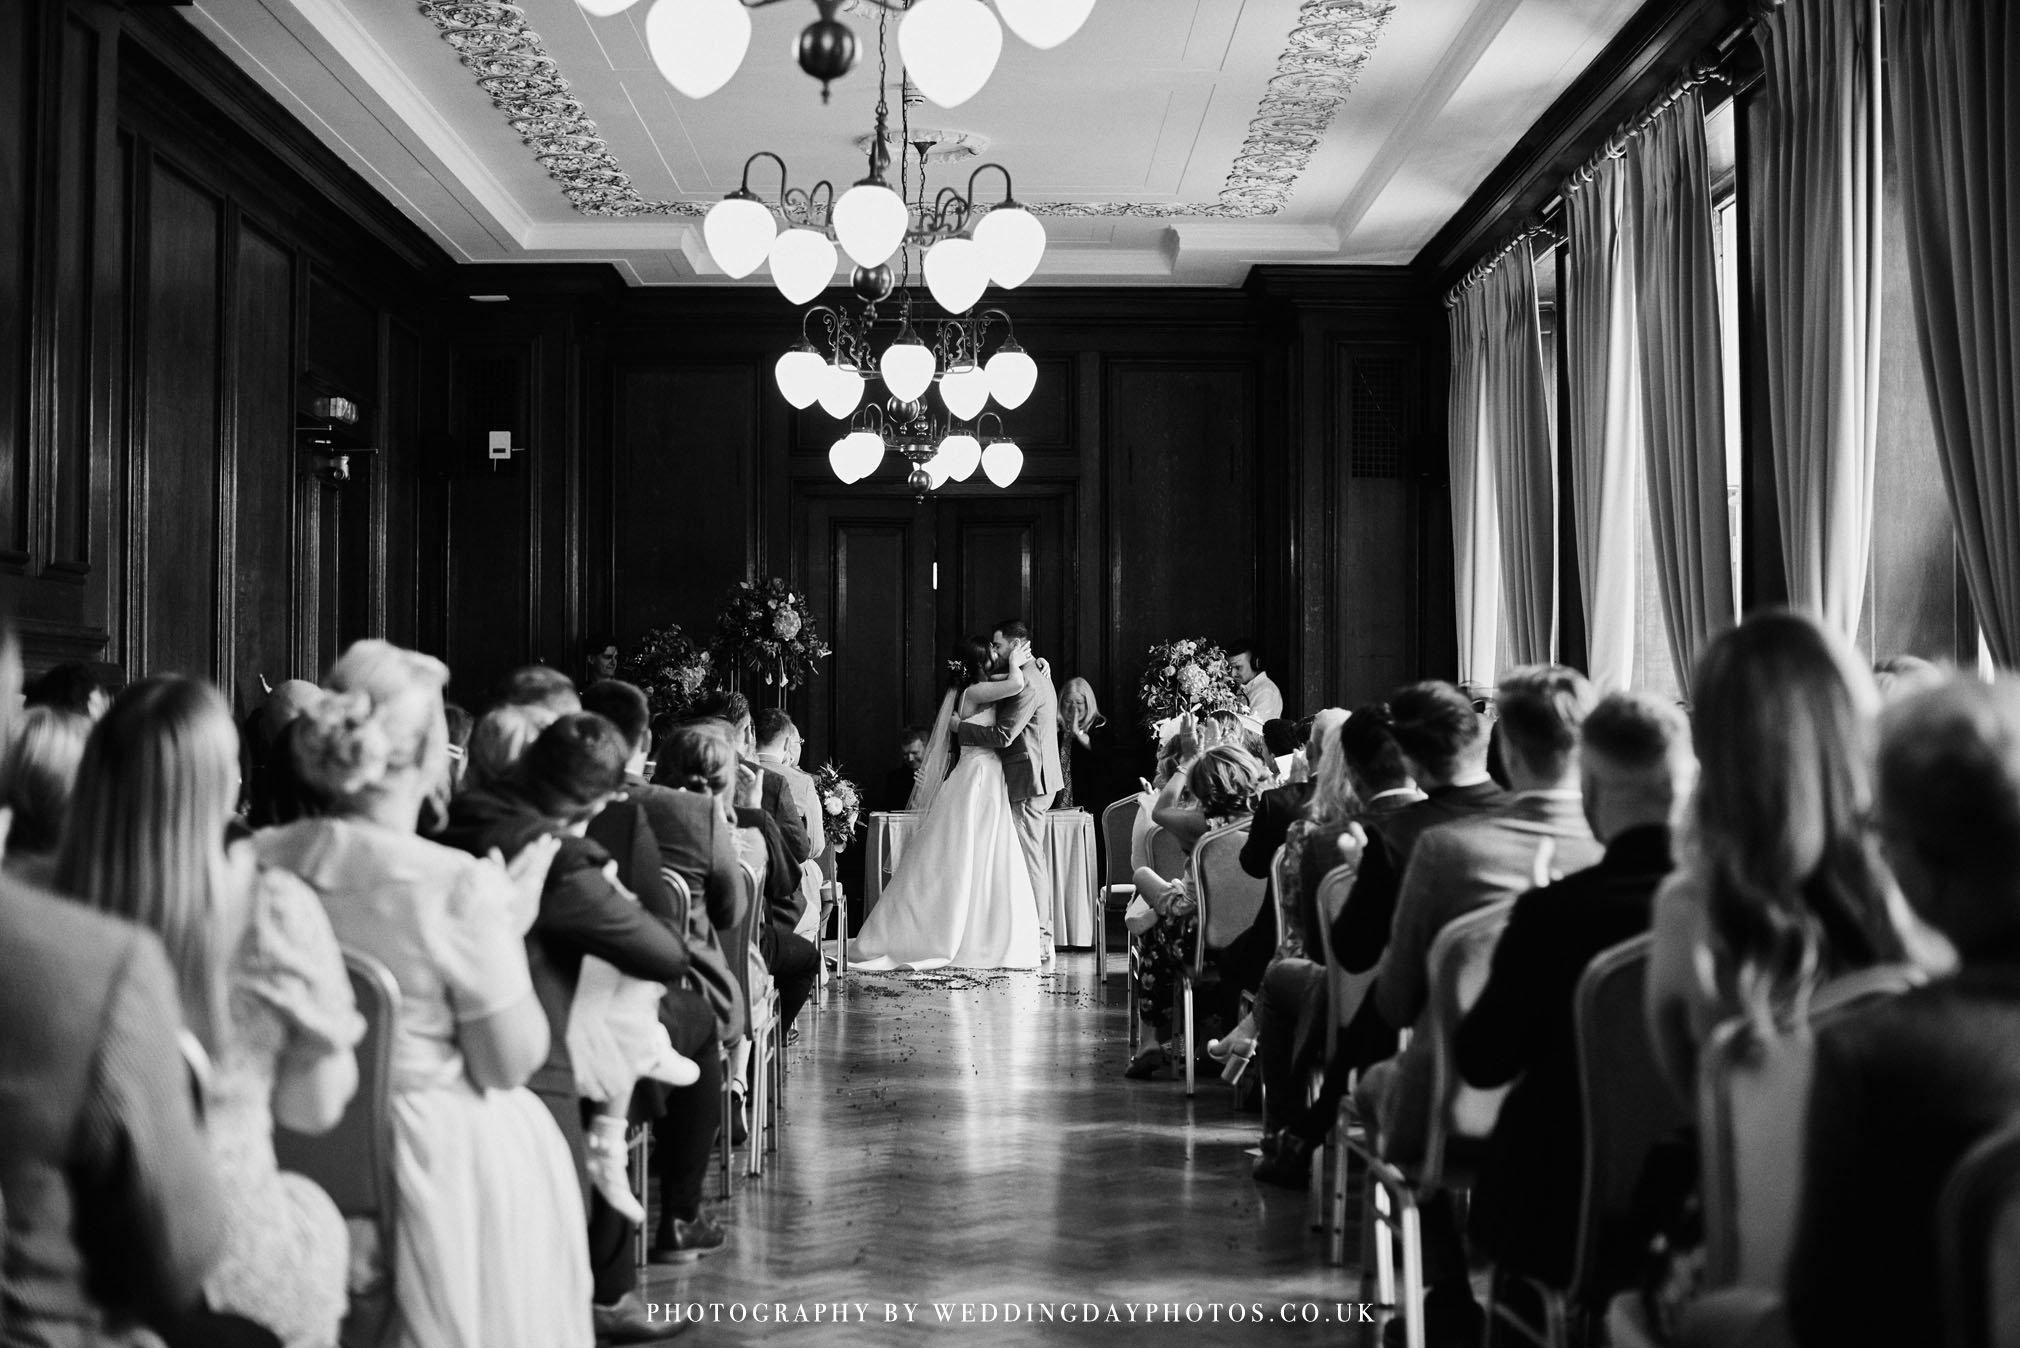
[947,636,993,692]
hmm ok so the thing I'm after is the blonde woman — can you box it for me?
[1645,610,1932,1105]
[255,640,593,1348]
[1,705,89,882]
[56,678,363,1348]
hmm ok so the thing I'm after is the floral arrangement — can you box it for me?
[1137,637,1245,731]
[618,624,717,722]
[810,761,864,853]
[712,578,831,690]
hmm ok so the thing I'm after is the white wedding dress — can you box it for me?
[848,708,1042,971]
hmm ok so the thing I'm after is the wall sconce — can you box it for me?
[298,390,376,484]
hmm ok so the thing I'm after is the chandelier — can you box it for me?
[776,298,1035,421]
[831,404,1024,494]
[700,10,1046,310]
[574,0,1098,105]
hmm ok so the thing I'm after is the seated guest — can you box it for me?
[493,663,580,715]
[59,677,364,1348]
[465,702,561,794]
[240,679,319,825]
[24,658,114,720]
[1,704,88,882]
[754,707,823,858]
[1786,675,2020,1348]
[437,713,695,1336]
[1230,638,1283,721]
[1455,690,1692,1291]
[692,690,811,868]
[1646,610,1920,1108]
[1356,664,1602,1344]
[257,639,595,1348]
[1872,652,1944,701]
[0,627,231,1348]
[876,724,931,813]
[1263,717,1302,782]
[579,682,740,1271]
[443,701,473,796]
[1125,745,1265,1079]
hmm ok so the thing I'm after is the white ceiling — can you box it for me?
[187,0,1648,287]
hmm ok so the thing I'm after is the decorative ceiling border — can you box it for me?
[415,0,1396,222]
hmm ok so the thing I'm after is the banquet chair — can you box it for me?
[1098,797,1141,988]
[1349,900,1514,1348]
[274,948,400,1348]
[737,859,784,1177]
[1485,935,1682,1348]
[1183,822,1265,1098]
[814,844,844,1005]
[1312,860,1377,1262]
[1939,1117,2020,1348]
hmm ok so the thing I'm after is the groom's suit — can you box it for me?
[956,657,1062,939]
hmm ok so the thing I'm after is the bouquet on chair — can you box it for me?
[811,761,863,853]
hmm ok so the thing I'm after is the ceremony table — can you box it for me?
[862,809,1100,948]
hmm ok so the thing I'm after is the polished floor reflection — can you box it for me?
[642,955,1367,1344]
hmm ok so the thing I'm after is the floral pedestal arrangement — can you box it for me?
[1137,638,1245,732]
[712,578,831,698]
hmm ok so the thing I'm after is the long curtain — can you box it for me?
[1886,0,2020,665]
[1447,285,1501,688]
[1483,246,1559,669]
[1754,0,1882,636]
[1630,92,1735,695]
[1563,156,1642,692]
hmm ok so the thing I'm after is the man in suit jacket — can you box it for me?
[1785,677,2020,1348]
[1455,691,1689,1289]
[694,691,812,870]
[956,619,1062,959]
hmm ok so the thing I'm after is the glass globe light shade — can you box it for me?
[833,182,909,267]
[879,337,935,403]
[937,432,982,481]
[923,452,952,491]
[938,364,991,420]
[923,237,990,314]
[576,0,644,16]
[775,346,826,409]
[846,429,886,480]
[645,0,751,99]
[898,0,1002,108]
[702,195,776,279]
[817,365,864,419]
[984,346,1038,408]
[828,436,862,484]
[981,438,1024,488]
[973,205,1046,288]
[767,228,837,305]
[993,0,1096,49]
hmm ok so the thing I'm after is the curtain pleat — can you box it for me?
[1447,287,1501,688]
[1564,158,1642,692]
[1754,0,1882,636]
[1630,93,1736,696]
[1886,0,2020,665]
[1484,247,1559,669]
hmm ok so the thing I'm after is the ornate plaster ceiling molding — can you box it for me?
[415,0,1396,223]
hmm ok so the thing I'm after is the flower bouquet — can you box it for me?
[712,578,831,690]
[1138,637,1245,732]
[618,624,717,722]
[810,761,864,854]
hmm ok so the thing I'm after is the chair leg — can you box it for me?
[717,1046,733,1201]
[1396,1194,1425,1348]
[630,1124,652,1270]
[1330,1104,1353,1266]
[1127,934,1140,1051]
[1365,1172,1397,1309]
[1182,977,1196,1097]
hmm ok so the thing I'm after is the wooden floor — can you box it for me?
[640,953,1374,1344]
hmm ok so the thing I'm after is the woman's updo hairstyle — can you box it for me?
[654,720,738,796]
[947,636,992,692]
[1187,744,1265,821]
[292,639,450,807]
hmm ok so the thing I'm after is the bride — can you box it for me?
[848,636,1042,971]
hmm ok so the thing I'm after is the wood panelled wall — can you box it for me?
[6,0,1454,746]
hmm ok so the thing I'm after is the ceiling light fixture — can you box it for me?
[836,402,1020,496]
[582,0,1097,105]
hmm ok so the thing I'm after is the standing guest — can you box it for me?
[1455,691,1692,1291]
[1645,610,1921,1107]
[24,659,115,720]
[0,624,232,1348]
[1060,676,1129,815]
[877,725,932,813]
[1229,639,1283,721]
[579,682,738,1272]
[1,704,89,882]
[59,676,364,1348]
[257,639,595,1348]
[584,640,621,686]
[1786,676,2020,1348]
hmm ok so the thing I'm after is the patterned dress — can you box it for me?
[204,864,366,1348]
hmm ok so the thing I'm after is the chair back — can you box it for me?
[1421,898,1515,1188]
[274,949,400,1299]
[1940,1118,2020,1348]
[1697,963,1920,1289]
[1191,822,1265,965]
[1270,842,1299,955]
[1100,797,1140,890]
[1569,935,1686,1304]
[1312,861,1377,1053]
[1141,823,1187,882]
[816,843,836,887]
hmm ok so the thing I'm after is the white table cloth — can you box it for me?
[862,808,1099,947]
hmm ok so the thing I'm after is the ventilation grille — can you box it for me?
[1348,354,1406,479]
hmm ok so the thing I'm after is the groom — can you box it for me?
[957,618,1061,962]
